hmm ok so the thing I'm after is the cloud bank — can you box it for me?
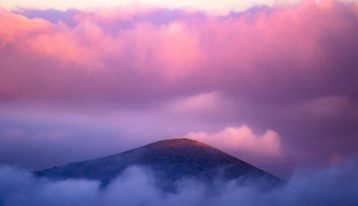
[0,0,358,177]
[1,159,358,206]
[1,1,358,104]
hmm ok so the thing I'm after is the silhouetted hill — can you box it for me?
[35,138,281,191]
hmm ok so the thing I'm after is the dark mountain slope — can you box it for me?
[35,138,281,190]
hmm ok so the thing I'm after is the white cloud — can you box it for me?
[182,125,282,160]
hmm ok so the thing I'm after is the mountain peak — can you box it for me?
[146,138,211,149]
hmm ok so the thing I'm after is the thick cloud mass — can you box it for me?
[1,159,358,206]
[0,0,358,178]
[1,1,357,104]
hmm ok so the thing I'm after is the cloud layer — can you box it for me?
[1,159,358,206]
[0,0,358,177]
[1,1,357,104]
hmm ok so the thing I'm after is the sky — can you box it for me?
[0,0,358,181]
[1,0,288,13]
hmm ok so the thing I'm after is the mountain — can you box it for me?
[35,138,281,191]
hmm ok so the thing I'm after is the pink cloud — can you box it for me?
[117,21,204,78]
[0,9,50,45]
[1,1,357,92]
[182,125,282,164]
[167,92,230,116]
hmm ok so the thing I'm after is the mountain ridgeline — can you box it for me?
[35,138,281,191]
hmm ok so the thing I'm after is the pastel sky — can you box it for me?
[1,0,358,178]
[1,0,289,12]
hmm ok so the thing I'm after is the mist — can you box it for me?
[1,159,358,206]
